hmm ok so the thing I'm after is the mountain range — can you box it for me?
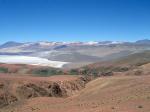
[0,39,150,68]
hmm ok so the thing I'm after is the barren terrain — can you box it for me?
[0,74,150,112]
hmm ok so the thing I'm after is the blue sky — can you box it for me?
[0,0,150,43]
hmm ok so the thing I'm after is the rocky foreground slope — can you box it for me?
[0,75,92,108]
[1,75,150,112]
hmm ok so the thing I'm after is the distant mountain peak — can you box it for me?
[135,39,150,44]
[0,41,23,48]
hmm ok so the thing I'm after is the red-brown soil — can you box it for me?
[1,75,150,112]
[0,74,91,110]
[0,63,57,74]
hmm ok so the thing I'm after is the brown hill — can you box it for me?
[1,75,150,112]
[0,74,92,109]
[71,51,150,76]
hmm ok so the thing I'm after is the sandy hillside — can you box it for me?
[1,75,150,112]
